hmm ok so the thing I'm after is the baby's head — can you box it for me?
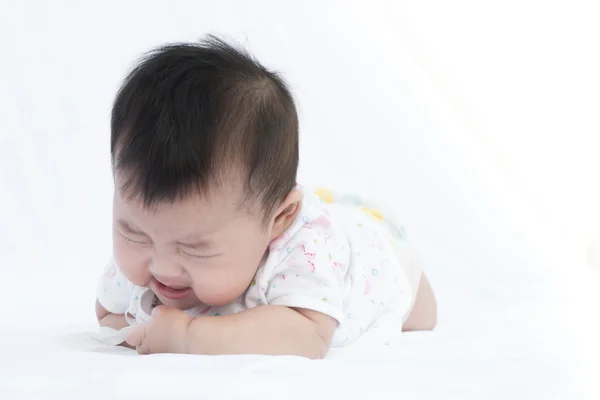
[110,36,301,310]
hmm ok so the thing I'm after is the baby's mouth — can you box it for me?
[151,279,192,300]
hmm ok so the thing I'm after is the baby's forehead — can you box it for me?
[115,178,256,224]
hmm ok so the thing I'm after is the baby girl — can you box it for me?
[95,35,437,359]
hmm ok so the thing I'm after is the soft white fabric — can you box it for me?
[96,261,134,315]
[97,189,417,347]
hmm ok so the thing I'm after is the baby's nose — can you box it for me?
[149,256,184,280]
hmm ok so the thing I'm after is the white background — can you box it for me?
[0,1,597,398]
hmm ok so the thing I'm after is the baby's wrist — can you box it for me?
[171,312,194,354]
[183,315,214,355]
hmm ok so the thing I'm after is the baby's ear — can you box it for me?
[270,189,303,241]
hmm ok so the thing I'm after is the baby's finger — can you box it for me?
[136,328,151,355]
[151,305,167,317]
[125,325,145,347]
[136,344,149,355]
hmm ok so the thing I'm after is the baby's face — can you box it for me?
[112,178,272,310]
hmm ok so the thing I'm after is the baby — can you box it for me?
[95,35,437,359]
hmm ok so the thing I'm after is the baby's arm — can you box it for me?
[95,299,128,330]
[95,299,135,348]
[126,305,337,359]
[187,306,337,359]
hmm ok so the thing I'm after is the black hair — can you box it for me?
[111,34,299,219]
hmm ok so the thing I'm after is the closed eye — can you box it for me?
[180,250,219,260]
[118,230,150,245]
[124,237,146,245]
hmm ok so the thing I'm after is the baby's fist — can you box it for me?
[126,306,191,354]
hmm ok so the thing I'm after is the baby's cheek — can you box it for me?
[191,267,253,307]
[113,241,151,286]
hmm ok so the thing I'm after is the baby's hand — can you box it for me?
[125,306,192,354]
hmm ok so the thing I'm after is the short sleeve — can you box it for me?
[96,259,134,314]
[262,226,349,324]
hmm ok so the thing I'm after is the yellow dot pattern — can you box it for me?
[314,188,335,204]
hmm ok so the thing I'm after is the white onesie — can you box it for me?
[97,187,422,347]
